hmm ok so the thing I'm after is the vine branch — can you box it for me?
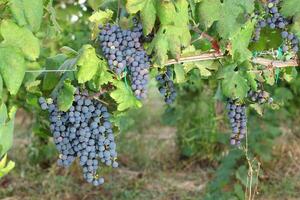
[165,51,300,68]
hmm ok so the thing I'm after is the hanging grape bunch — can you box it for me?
[226,100,247,146]
[248,89,273,104]
[39,90,118,186]
[99,22,150,99]
[156,67,177,104]
[252,0,299,53]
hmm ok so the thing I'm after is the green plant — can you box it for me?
[0,0,299,197]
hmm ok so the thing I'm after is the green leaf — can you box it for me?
[76,45,100,83]
[9,0,27,26]
[197,0,221,29]
[25,80,41,92]
[0,103,8,125]
[126,0,156,35]
[233,184,244,200]
[90,59,113,90]
[110,80,142,111]
[88,9,113,40]
[57,80,76,112]
[147,0,191,65]
[0,46,25,95]
[0,75,2,99]
[263,70,275,86]
[280,0,300,18]
[42,54,68,91]
[23,0,43,32]
[174,64,185,83]
[222,71,249,99]
[184,61,219,77]
[0,106,17,158]
[283,67,298,82]
[88,0,104,10]
[0,154,15,179]
[246,72,258,91]
[0,20,40,61]
[291,15,300,39]
[8,0,43,32]
[197,0,254,38]
[230,20,255,63]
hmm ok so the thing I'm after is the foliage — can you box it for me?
[0,0,299,197]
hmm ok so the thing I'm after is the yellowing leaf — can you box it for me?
[0,154,15,178]
[89,9,113,40]
[76,45,100,83]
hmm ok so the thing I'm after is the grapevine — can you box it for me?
[0,0,299,196]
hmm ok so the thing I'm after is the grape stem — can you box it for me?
[165,51,300,68]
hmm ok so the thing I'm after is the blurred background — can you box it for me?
[1,0,300,199]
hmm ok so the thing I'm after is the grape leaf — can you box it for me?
[0,154,15,179]
[246,72,258,91]
[174,64,185,83]
[0,103,7,125]
[8,0,43,32]
[110,80,142,111]
[291,15,300,38]
[263,70,275,86]
[90,59,113,90]
[126,0,156,35]
[0,75,2,99]
[76,45,100,83]
[184,61,219,77]
[9,0,27,26]
[197,0,254,39]
[88,0,104,10]
[280,0,300,18]
[0,46,25,95]
[23,0,43,32]
[0,20,40,61]
[0,106,17,158]
[88,9,113,40]
[230,20,255,63]
[57,80,76,112]
[147,0,191,65]
[222,71,249,99]
[197,0,221,29]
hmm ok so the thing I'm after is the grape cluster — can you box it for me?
[39,90,118,186]
[248,89,273,104]
[281,31,299,53]
[156,67,177,104]
[252,0,299,52]
[253,19,266,42]
[226,99,247,146]
[99,23,150,99]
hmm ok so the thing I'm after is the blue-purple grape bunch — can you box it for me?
[248,89,273,104]
[253,0,299,53]
[226,99,247,146]
[156,67,177,104]
[39,90,118,186]
[99,23,150,99]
